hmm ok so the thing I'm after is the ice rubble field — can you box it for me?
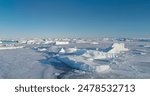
[0,38,150,79]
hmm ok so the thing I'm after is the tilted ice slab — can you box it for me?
[108,43,129,53]
[57,55,110,72]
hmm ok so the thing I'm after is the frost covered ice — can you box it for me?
[0,38,150,79]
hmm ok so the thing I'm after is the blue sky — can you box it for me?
[0,0,150,38]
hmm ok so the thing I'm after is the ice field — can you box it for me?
[0,38,150,79]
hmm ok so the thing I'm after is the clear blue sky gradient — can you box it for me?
[0,0,150,38]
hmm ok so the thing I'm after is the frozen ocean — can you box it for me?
[0,38,150,79]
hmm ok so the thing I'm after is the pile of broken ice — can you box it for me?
[56,43,129,72]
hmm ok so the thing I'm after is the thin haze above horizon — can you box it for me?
[0,0,150,38]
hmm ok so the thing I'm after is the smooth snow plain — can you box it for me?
[0,38,150,79]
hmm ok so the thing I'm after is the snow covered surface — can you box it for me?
[0,38,150,79]
[0,49,59,79]
[0,46,24,50]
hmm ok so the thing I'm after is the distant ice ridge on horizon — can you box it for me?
[0,46,24,50]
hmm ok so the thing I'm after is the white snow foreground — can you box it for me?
[0,49,59,79]
[56,43,129,72]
